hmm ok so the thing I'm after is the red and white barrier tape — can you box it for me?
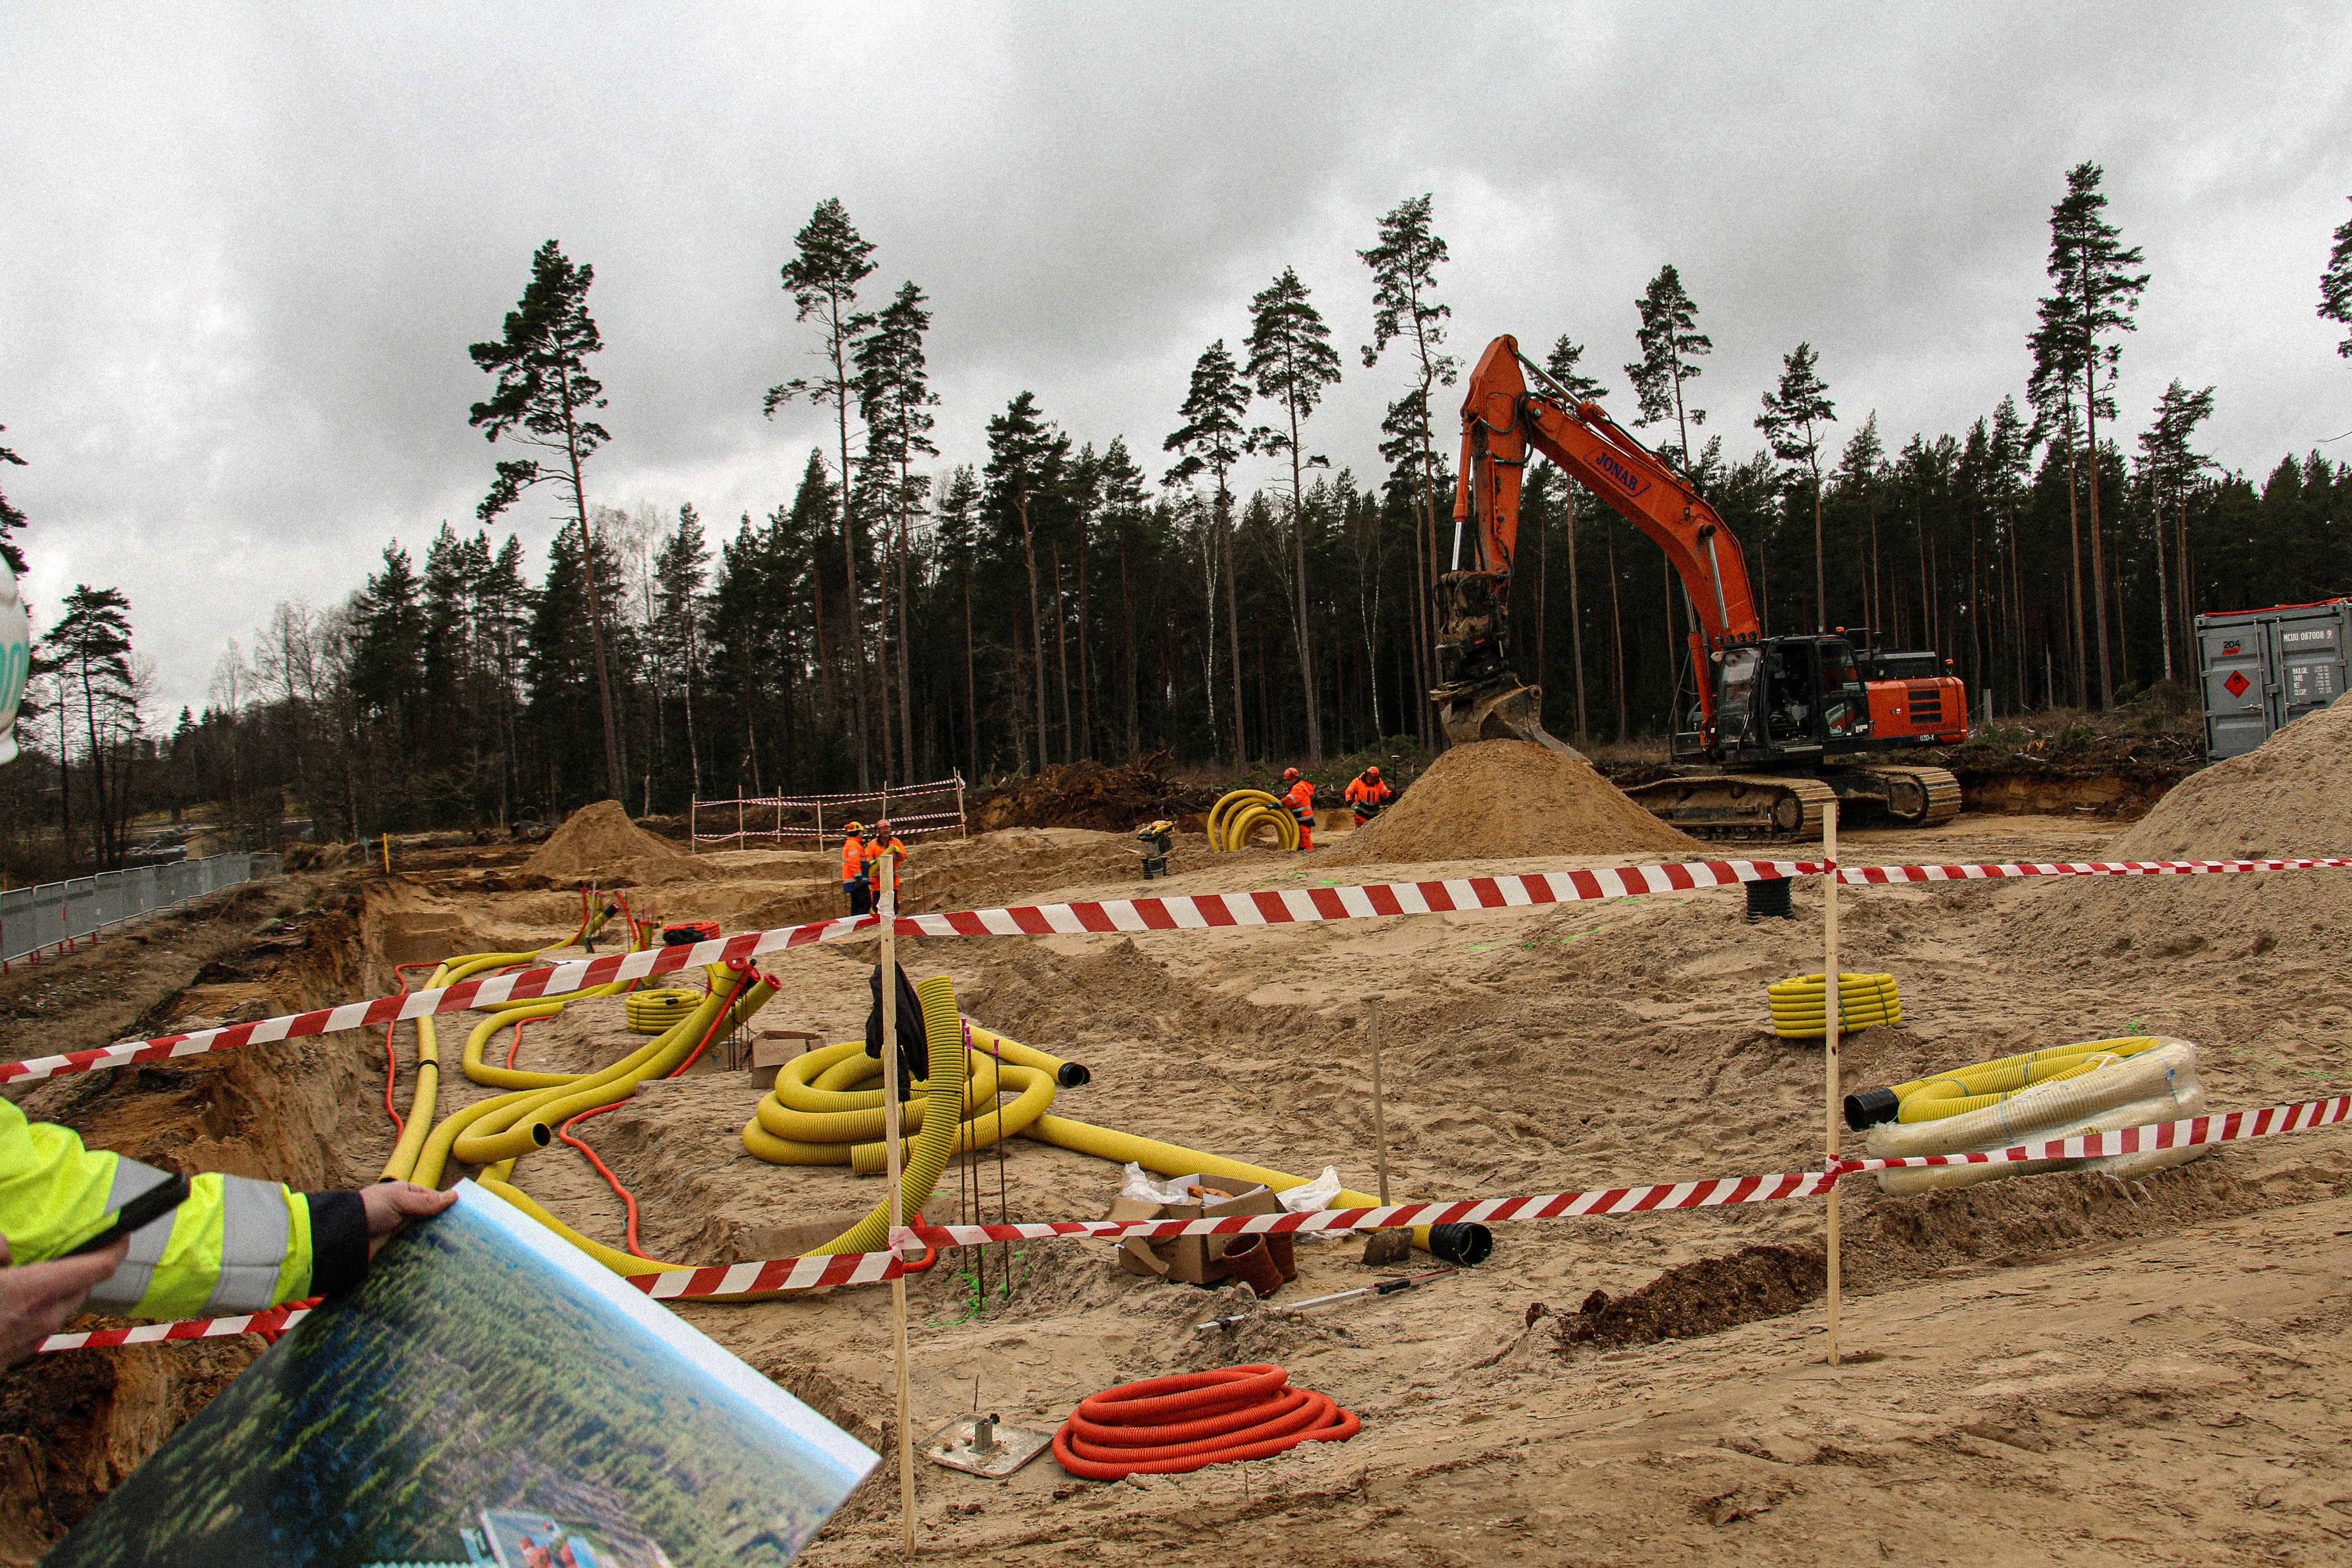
[1837,856,2352,885]
[0,858,1820,1086]
[41,1091,2351,1352]
[38,1300,316,1353]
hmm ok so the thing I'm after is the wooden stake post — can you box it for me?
[1363,992,1391,1204]
[879,852,916,1554]
[1822,802,1842,1367]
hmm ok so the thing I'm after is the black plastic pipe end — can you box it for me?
[1428,1223,1493,1267]
[1843,1087,1901,1131]
[1057,1063,1092,1088]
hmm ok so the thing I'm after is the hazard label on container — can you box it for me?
[2224,670,2251,698]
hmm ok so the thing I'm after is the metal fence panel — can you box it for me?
[0,853,282,964]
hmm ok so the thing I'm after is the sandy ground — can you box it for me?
[7,809,2350,1564]
[326,815,2352,1563]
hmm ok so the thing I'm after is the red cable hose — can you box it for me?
[380,960,444,1138]
[1051,1366,1360,1479]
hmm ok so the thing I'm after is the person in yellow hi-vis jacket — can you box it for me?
[0,1096,453,1364]
[0,556,455,1366]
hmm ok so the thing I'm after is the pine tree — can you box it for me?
[2320,196,2352,361]
[1541,337,1611,738]
[1755,343,1838,631]
[855,279,938,779]
[2136,380,2215,681]
[984,392,1070,769]
[1359,195,1457,749]
[1834,415,1885,638]
[1163,340,1252,763]
[2039,162,2148,708]
[0,426,30,575]
[467,239,624,801]
[766,198,879,786]
[1624,265,1710,469]
[1245,266,1343,760]
[49,586,136,869]
[652,505,711,800]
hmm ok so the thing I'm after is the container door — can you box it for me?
[2275,606,2347,726]
[2200,618,2270,759]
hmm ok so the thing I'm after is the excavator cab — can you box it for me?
[1686,636,1872,765]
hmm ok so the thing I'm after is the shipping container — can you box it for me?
[2195,598,2350,760]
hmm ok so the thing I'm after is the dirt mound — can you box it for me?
[1561,1244,1826,1348]
[522,800,715,885]
[968,751,1214,833]
[1991,692,2352,970]
[2110,690,2352,861]
[1318,739,1700,865]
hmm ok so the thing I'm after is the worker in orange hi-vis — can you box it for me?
[1280,769,1317,852]
[862,819,910,908]
[1343,764,1393,827]
[840,822,870,916]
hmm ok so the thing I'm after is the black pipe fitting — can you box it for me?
[1843,1087,1901,1130]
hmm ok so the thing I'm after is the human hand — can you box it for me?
[0,1233,131,1367]
[359,1182,457,1256]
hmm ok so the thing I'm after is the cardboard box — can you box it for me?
[1112,1177,1281,1285]
[752,1032,823,1072]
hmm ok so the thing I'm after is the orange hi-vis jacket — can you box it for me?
[840,835,865,883]
[1283,778,1317,825]
[1343,774,1393,812]
[862,836,908,896]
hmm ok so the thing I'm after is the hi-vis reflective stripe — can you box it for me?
[42,1091,2352,1350]
[0,859,1822,1086]
[9,858,2347,1090]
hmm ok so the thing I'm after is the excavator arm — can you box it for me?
[1433,335,1762,747]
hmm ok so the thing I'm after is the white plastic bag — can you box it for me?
[1278,1166,1344,1213]
[1119,1163,1199,1206]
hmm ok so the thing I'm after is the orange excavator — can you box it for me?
[1435,335,1966,838]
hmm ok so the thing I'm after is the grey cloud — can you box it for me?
[4,1,2345,714]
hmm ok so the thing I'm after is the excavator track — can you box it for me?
[1849,764,1965,828]
[1622,774,1840,841]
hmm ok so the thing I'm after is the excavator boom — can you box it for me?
[1436,334,1966,836]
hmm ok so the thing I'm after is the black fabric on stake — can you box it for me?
[863,962,929,1099]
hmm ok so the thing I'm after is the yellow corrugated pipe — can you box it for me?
[1767,971,1902,1038]
[799,975,970,1257]
[625,986,704,1035]
[1208,789,1298,851]
[1888,1036,2166,1122]
[1018,1114,1482,1261]
[741,1021,1073,1168]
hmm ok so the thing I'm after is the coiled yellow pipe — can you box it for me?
[1208,789,1298,851]
[1767,972,1902,1039]
[625,987,703,1035]
[801,975,971,1257]
[1888,1036,2165,1122]
[742,1021,1079,1167]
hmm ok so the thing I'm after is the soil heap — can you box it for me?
[1994,691,2352,969]
[522,800,716,885]
[968,751,1215,833]
[1317,739,1701,866]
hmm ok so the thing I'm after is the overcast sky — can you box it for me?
[6,2,2348,717]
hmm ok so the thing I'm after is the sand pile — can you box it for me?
[1317,739,1700,866]
[2109,691,2352,861]
[1993,692,2352,969]
[523,800,717,885]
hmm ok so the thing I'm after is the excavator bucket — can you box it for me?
[1436,678,1587,761]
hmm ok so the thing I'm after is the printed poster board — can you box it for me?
[45,1182,874,1568]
